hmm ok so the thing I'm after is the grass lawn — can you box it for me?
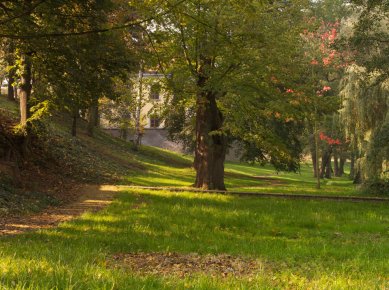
[2,96,385,289]
[1,188,389,289]
[124,145,359,197]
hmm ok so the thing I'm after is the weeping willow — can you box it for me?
[339,65,389,183]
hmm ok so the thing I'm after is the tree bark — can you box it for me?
[325,156,332,179]
[6,41,16,101]
[134,68,144,150]
[87,101,98,137]
[339,156,346,177]
[320,147,332,179]
[71,110,78,137]
[309,133,317,177]
[19,53,32,126]
[333,152,340,177]
[194,85,227,190]
[311,148,318,178]
[349,152,355,179]
[7,75,15,101]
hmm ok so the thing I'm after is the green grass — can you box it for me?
[0,96,18,117]
[2,94,386,289]
[1,188,389,289]
[124,147,359,197]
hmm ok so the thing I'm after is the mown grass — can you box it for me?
[1,188,389,289]
[2,95,386,289]
[124,147,359,197]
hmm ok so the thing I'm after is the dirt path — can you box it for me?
[0,184,119,236]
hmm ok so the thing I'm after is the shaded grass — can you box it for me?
[1,188,389,289]
[0,96,18,117]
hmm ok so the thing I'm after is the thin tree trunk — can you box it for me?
[7,73,15,102]
[87,101,98,137]
[309,133,317,178]
[94,104,100,127]
[71,110,78,137]
[314,122,320,188]
[6,41,15,101]
[325,155,332,179]
[339,156,346,177]
[334,152,340,177]
[134,67,144,150]
[311,148,318,178]
[349,152,355,179]
[19,53,32,126]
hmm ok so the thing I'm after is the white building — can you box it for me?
[101,71,184,152]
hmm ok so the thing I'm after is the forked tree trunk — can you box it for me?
[194,87,227,191]
[320,147,332,179]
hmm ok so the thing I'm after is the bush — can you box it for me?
[363,180,389,195]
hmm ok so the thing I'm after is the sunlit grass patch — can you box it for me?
[126,153,360,197]
[1,188,389,288]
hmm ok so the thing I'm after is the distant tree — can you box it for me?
[339,0,389,185]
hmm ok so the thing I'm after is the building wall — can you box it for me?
[103,128,185,153]
[100,72,242,161]
[103,128,241,162]
[138,73,167,129]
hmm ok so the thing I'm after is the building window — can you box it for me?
[150,117,160,128]
[150,83,161,100]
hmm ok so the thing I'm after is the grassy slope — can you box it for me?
[2,96,389,289]
[1,96,358,198]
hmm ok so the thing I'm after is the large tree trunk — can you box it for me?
[194,88,227,190]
